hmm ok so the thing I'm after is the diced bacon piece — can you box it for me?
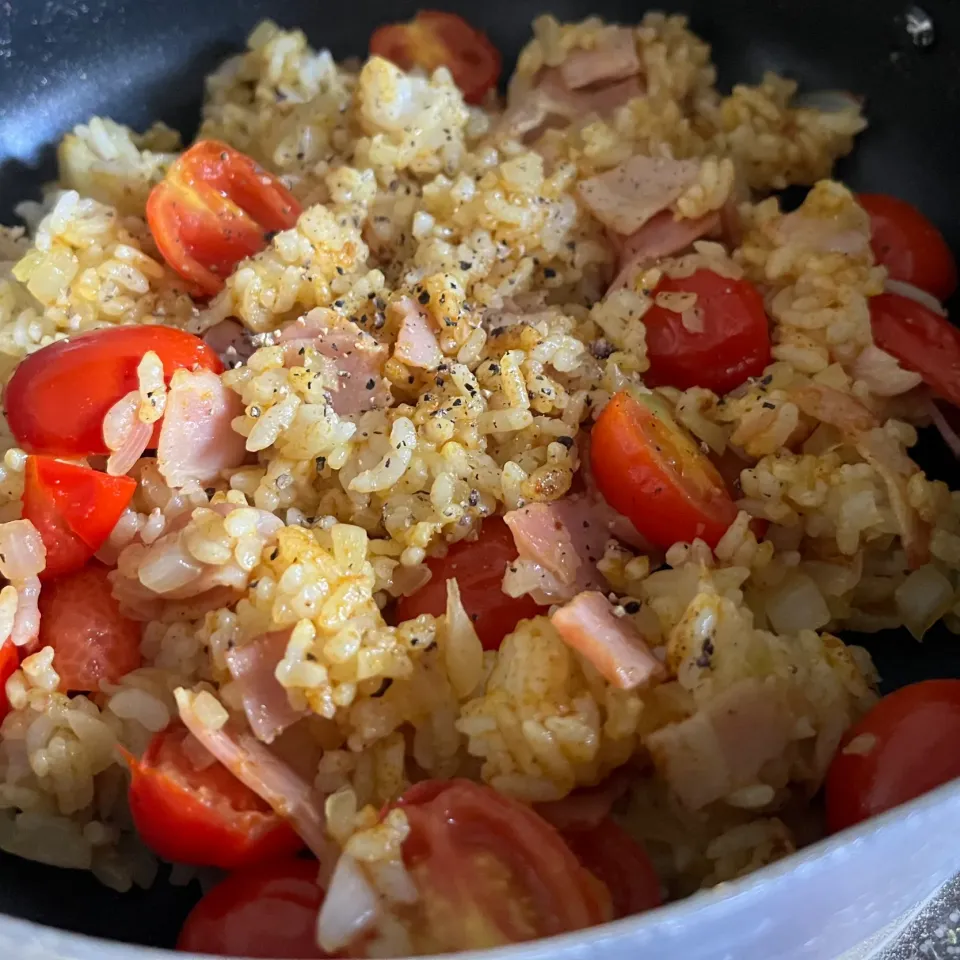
[578,156,702,236]
[157,369,246,488]
[504,491,651,603]
[202,318,255,368]
[499,71,643,141]
[559,28,640,90]
[224,629,306,744]
[570,75,644,116]
[504,502,581,588]
[281,309,391,416]
[391,298,444,370]
[608,209,721,294]
[551,591,665,690]
[175,687,337,873]
[645,678,794,810]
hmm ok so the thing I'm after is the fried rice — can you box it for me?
[0,9,955,954]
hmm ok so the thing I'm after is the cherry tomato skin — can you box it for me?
[394,518,545,651]
[643,270,771,394]
[176,858,328,958]
[0,640,19,723]
[859,193,957,301]
[825,680,960,834]
[590,390,738,550]
[22,457,136,580]
[37,563,142,692]
[370,11,501,104]
[560,818,662,919]
[127,725,304,870]
[394,779,607,950]
[869,292,960,408]
[4,326,222,457]
[147,140,301,295]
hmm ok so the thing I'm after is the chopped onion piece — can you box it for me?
[103,391,152,476]
[137,536,205,595]
[316,853,382,953]
[765,573,831,634]
[883,278,946,316]
[895,564,954,640]
[852,345,923,397]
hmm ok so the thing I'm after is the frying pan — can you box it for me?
[2,1,960,957]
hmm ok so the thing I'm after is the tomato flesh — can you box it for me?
[176,858,327,958]
[147,140,301,295]
[23,456,136,580]
[395,518,544,651]
[643,269,770,394]
[394,779,607,951]
[370,11,501,104]
[825,680,960,834]
[869,292,960,408]
[37,563,142,692]
[590,390,738,549]
[4,325,222,457]
[560,818,662,919]
[859,193,957,301]
[0,640,18,723]
[128,724,304,870]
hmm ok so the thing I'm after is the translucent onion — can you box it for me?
[851,345,923,397]
[443,579,483,699]
[137,536,205,595]
[884,278,946,316]
[316,853,382,954]
[103,391,152,476]
[765,573,831,634]
[895,564,955,641]
[176,687,338,870]
[0,519,46,580]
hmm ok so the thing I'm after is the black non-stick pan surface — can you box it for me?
[2,0,960,949]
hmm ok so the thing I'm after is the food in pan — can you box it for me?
[1,9,959,957]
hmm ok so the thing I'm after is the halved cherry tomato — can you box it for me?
[394,518,544,651]
[393,779,607,952]
[643,269,771,395]
[560,818,662,919]
[370,11,501,105]
[176,858,327,958]
[126,724,304,871]
[147,140,301,295]
[37,563,142,692]
[22,456,136,580]
[825,680,960,834]
[870,292,960,408]
[859,193,957,301]
[591,389,738,549]
[4,325,221,457]
[0,640,19,723]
